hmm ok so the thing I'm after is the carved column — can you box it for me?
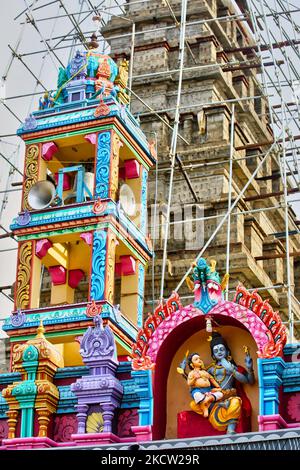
[71,316,123,440]
[90,228,116,304]
[258,357,286,430]
[22,144,40,211]
[75,404,89,434]
[15,241,34,310]
[94,130,123,201]
[102,403,115,433]
[37,408,51,437]
[6,410,18,439]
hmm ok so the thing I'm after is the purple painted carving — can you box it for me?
[79,314,115,363]
[10,309,26,327]
[117,409,139,437]
[71,315,123,436]
[23,114,38,131]
[53,415,77,442]
[16,210,31,226]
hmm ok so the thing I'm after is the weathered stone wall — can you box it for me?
[103,0,300,338]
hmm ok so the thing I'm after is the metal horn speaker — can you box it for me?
[119,183,137,217]
[27,180,56,210]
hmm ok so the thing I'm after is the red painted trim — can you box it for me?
[13,216,151,262]
[21,118,154,168]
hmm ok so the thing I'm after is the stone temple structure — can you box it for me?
[0,0,299,452]
[103,0,300,337]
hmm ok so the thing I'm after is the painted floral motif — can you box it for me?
[287,394,300,421]
[117,409,138,437]
[53,415,77,442]
[0,420,8,440]
[90,230,107,301]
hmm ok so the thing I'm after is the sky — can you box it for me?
[0,1,300,337]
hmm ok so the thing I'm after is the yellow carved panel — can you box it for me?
[23,144,39,210]
[16,241,32,309]
[109,133,122,200]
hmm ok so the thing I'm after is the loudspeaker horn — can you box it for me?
[27,180,57,210]
[119,183,136,217]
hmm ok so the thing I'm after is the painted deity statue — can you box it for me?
[67,50,87,80]
[38,91,55,110]
[179,332,255,434]
[94,55,118,99]
[186,353,224,417]
[186,258,229,313]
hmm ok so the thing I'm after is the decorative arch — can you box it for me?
[148,301,268,363]
[131,287,287,370]
[130,284,287,440]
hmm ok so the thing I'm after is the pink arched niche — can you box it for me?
[149,302,268,440]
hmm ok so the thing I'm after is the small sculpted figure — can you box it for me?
[178,332,255,434]
[187,353,224,417]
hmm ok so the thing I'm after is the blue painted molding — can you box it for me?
[284,343,300,358]
[95,131,111,199]
[11,200,152,259]
[10,200,115,230]
[54,362,132,380]
[131,369,153,426]
[0,372,21,385]
[0,395,8,419]
[17,97,154,163]
[57,385,78,414]
[55,366,89,379]
[120,379,140,409]
[282,362,300,392]
[258,357,286,416]
[3,301,138,342]
[117,361,132,374]
[90,230,107,301]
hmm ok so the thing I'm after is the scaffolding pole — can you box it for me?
[160,0,188,301]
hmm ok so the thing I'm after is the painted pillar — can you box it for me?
[95,130,122,201]
[132,369,153,426]
[75,404,89,434]
[90,228,116,304]
[30,245,42,309]
[137,263,145,328]
[13,344,39,438]
[15,241,34,311]
[22,144,40,211]
[120,260,145,326]
[258,357,286,430]
[140,167,148,235]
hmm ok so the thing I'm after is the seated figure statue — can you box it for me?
[187,353,224,418]
[178,332,255,434]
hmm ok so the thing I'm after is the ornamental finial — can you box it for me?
[36,319,45,338]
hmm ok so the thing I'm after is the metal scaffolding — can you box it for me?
[1,0,300,341]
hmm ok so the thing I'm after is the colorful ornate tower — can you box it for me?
[0,39,156,448]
